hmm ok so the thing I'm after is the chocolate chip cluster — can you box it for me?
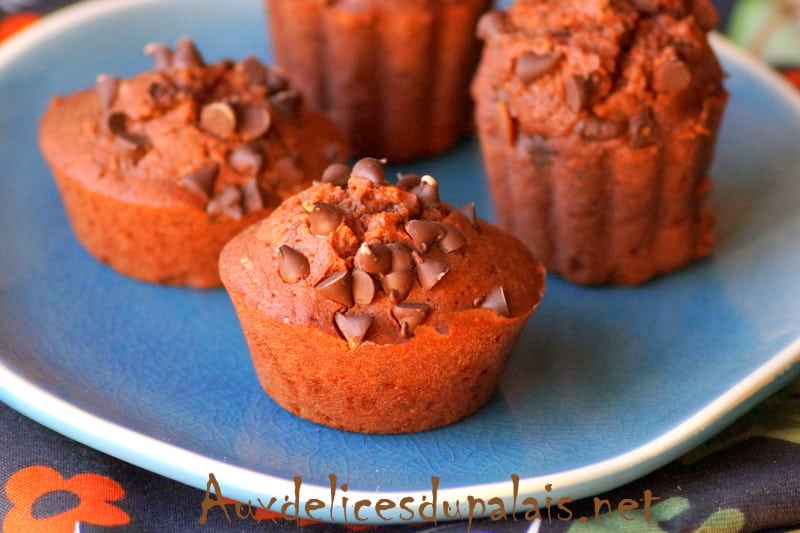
[477,0,717,154]
[274,158,510,348]
[95,37,319,220]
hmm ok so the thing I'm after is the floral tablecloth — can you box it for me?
[2,1,800,531]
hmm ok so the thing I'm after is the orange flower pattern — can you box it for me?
[0,12,39,43]
[4,466,129,533]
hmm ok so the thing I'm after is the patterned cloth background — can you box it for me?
[0,380,798,532]
[2,1,800,532]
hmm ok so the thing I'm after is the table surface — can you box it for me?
[2,1,800,532]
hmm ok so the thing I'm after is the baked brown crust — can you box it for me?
[39,39,348,287]
[219,160,546,433]
[265,0,492,161]
[471,0,727,285]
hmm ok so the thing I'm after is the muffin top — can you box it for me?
[315,0,487,10]
[220,158,546,347]
[39,37,347,219]
[472,0,726,142]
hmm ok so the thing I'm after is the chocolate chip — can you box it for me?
[114,133,149,171]
[354,242,392,275]
[321,163,351,186]
[693,0,719,32]
[269,89,302,120]
[148,81,175,108]
[413,253,449,290]
[578,116,627,141]
[476,10,508,40]
[115,131,150,152]
[265,69,290,95]
[241,178,264,213]
[309,202,344,236]
[206,185,243,219]
[438,224,467,253]
[200,102,237,139]
[392,302,431,337]
[411,175,439,205]
[104,112,150,154]
[105,112,128,136]
[551,29,573,43]
[180,162,219,199]
[517,134,557,167]
[238,103,272,141]
[96,75,119,111]
[315,270,353,307]
[383,270,415,303]
[653,57,691,93]
[351,157,385,186]
[630,0,659,14]
[629,108,657,148]
[116,145,147,170]
[278,245,310,283]
[565,76,590,112]
[228,144,264,175]
[239,55,268,87]
[396,173,421,190]
[515,51,562,84]
[144,43,172,71]
[172,37,204,69]
[352,270,376,305]
[455,203,478,229]
[216,185,242,208]
[496,100,518,145]
[334,312,373,348]
[387,242,414,272]
[405,220,444,252]
[475,286,510,317]
[114,131,143,152]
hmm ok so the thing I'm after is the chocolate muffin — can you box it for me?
[219,159,546,434]
[39,38,348,288]
[265,0,492,161]
[471,0,728,285]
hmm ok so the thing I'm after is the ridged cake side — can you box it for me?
[472,0,728,285]
[266,0,492,161]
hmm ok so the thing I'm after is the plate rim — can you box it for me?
[2,0,800,524]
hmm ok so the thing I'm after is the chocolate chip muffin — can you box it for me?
[265,0,492,161]
[219,158,546,434]
[39,38,348,288]
[472,0,728,285]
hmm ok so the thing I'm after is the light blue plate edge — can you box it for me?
[1,0,800,524]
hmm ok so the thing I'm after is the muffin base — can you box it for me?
[225,285,531,434]
[476,93,728,286]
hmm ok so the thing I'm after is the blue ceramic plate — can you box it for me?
[1,0,800,525]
